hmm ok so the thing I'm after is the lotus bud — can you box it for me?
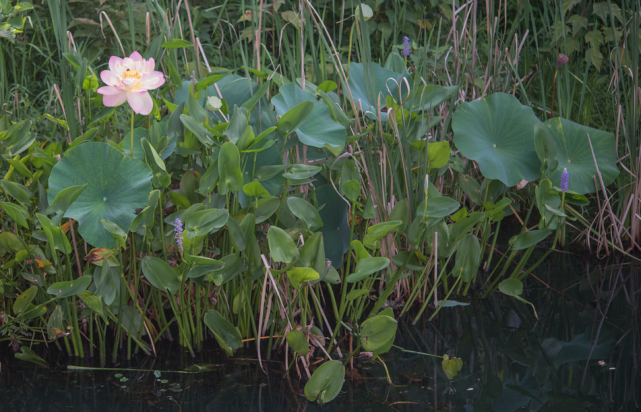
[557,54,569,68]
[355,4,373,21]
[207,96,223,111]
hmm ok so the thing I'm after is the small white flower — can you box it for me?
[207,96,223,111]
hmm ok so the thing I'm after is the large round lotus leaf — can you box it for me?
[48,142,152,248]
[452,93,541,187]
[347,62,409,121]
[543,118,618,195]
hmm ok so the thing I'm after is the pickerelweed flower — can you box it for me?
[174,218,184,253]
[402,36,411,57]
[97,51,165,115]
[560,168,569,192]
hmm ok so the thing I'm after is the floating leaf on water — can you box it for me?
[304,360,345,404]
[15,346,49,367]
[442,354,463,379]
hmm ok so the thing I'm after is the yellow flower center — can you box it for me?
[122,69,142,80]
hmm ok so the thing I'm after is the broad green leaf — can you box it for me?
[6,158,33,178]
[1,180,32,205]
[180,114,214,146]
[534,122,558,172]
[141,256,180,294]
[452,234,481,282]
[499,278,539,319]
[243,181,271,198]
[122,127,148,160]
[47,276,92,298]
[360,314,398,351]
[316,184,350,267]
[47,305,64,340]
[340,179,360,202]
[253,196,280,223]
[450,211,486,242]
[268,226,299,263]
[218,142,244,194]
[0,202,29,228]
[95,263,118,306]
[543,117,618,195]
[296,232,326,280]
[287,197,323,231]
[272,83,346,149]
[442,354,463,379]
[304,360,345,404]
[185,254,225,278]
[276,100,315,136]
[13,286,38,314]
[45,184,88,226]
[363,221,402,249]
[389,199,410,235]
[184,209,229,238]
[347,62,409,121]
[427,141,450,169]
[287,267,319,290]
[47,143,152,248]
[204,309,242,356]
[78,290,105,319]
[418,197,461,219]
[347,257,390,283]
[509,230,552,250]
[452,93,541,187]
[100,219,127,249]
[285,330,309,355]
[346,288,370,301]
[15,346,49,366]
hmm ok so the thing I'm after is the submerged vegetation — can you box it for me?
[0,0,639,405]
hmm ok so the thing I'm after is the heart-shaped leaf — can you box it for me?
[304,360,345,404]
[268,226,299,263]
[204,309,242,356]
[360,314,398,351]
[141,256,180,294]
[347,257,390,283]
[47,276,92,298]
[285,330,310,356]
[287,197,323,231]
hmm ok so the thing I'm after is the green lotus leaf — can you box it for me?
[452,93,541,187]
[347,62,409,121]
[542,117,619,195]
[47,142,152,248]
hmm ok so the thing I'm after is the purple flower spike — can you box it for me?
[560,168,569,192]
[174,218,184,253]
[402,36,411,57]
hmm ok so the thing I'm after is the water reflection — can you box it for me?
[1,256,639,411]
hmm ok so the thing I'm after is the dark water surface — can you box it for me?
[1,255,639,411]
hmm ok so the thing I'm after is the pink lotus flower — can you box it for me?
[97,51,165,115]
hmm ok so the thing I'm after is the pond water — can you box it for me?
[1,255,639,412]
